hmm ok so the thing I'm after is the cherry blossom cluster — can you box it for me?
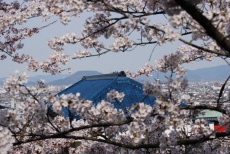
[48,33,77,51]
[0,126,13,154]
[74,49,91,59]
[3,71,29,94]
[106,90,125,102]
[1,0,229,74]
[0,0,230,153]
[126,64,156,79]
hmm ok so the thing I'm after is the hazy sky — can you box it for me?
[0,1,227,78]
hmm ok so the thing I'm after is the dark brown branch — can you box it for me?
[13,118,133,146]
[13,126,230,150]
[180,105,227,114]
[46,108,60,132]
[19,84,39,102]
[179,38,230,57]
[65,135,159,150]
[175,0,230,55]
[217,75,230,108]
[12,104,230,150]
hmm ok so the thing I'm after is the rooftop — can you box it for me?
[58,71,156,109]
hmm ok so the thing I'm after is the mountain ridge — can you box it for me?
[0,65,228,86]
[137,65,229,82]
[47,70,102,85]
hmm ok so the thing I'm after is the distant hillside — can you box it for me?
[48,71,102,85]
[186,65,230,82]
[0,71,101,86]
[0,65,228,86]
[29,74,69,83]
[137,65,230,82]
[0,74,69,86]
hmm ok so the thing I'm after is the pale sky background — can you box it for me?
[0,1,227,78]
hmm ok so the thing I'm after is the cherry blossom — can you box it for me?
[0,0,229,153]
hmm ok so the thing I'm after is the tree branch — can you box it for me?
[13,118,133,146]
[179,38,230,57]
[175,0,230,54]
[180,105,227,114]
[13,126,230,150]
[217,75,230,108]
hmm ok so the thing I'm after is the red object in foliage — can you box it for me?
[214,125,226,132]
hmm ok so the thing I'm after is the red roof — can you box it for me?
[214,125,226,132]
